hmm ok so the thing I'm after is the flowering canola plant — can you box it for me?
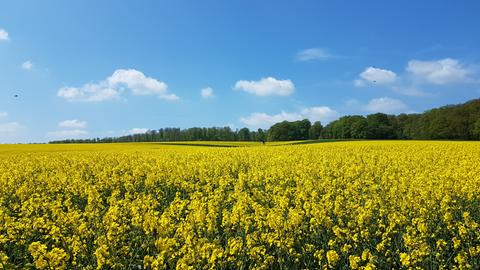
[0,141,479,269]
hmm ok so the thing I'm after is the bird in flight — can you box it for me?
[14,94,19,98]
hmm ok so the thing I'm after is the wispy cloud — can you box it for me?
[48,119,89,139]
[346,97,409,114]
[296,48,336,61]
[234,77,295,96]
[0,122,23,136]
[47,129,88,138]
[58,120,87,129]
[391,86,431,97]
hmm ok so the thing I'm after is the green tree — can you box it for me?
[471,119,480,139]
[350,116,368,139]
[237,128,251,141]
[268,119,311,141]
[366,113,396,139]
[256,128,266,142]
[308,121,323,139]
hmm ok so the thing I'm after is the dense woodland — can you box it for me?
[50,98,480,143]
[321,98,480,140]
[51,127,268,144]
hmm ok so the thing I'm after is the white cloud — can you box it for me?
[58,69,179,102]
[48,120,89,139]
[300,106,338,122]
[364,97,408,113]
[234,77,295,96]
[0,111,23,141]
[108,69,172,97]
[356,67,397,86]
[354,58,477,96]
[406,58,473,84]
[128,128,149,134]
[240,112,301,128]
[21,61,33,70]
[201,87,215,98]
[0,122,25,143]
[47,129,88,138]
[296,48,334,61]
[59,119,87,129]
[0,122,21,135]
[240,106,337,129]
[58,85,121,102]
[0,29,9,41]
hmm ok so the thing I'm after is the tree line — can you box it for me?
[321,98,480,140]
[50,127,268,144]
[49,98,480,143]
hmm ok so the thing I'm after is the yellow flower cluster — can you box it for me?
[0,141,479,269]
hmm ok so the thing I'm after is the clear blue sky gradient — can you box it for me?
[1,1,479,142]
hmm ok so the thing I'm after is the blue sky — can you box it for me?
[1,0,480,143]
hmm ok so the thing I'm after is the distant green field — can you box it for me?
[0,140,346,156]
[154,141,307,147]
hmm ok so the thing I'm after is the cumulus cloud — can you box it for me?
[406,58,473,84]
[58,69,179,102]
[0,29,9,41]
[201,87,215,99]
[21,61,33,70]
[364,97,408,113]
[107,69,171,96]
[0,112,7,118]
[296,48,334,61]
[234,77,295,96]
[47,129,88,138]
[59,120,87,129]
[58,85,121,102]
[240,112,300,128]
[300,107,338,122]
[355,67,397,86]
[240,106,337,129]
[128,128,149,134]
[354,58,478,97]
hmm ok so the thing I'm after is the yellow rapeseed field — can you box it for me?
[0,141,479,269]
